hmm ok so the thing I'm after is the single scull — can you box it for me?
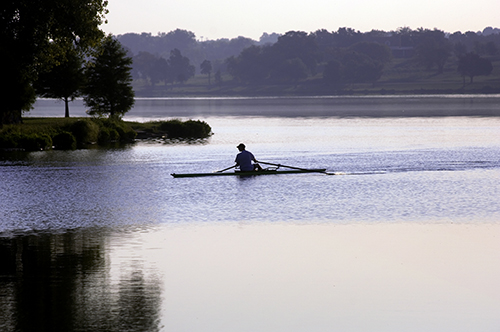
[171,168,327,178]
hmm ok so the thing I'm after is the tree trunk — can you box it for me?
[64,97,70,118]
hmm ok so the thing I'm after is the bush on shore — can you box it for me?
[70,119,100,144]
[52,131,77,150]
[0,130,53,151]
[129,119,212,139]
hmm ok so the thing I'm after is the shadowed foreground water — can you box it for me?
[1,223,499,332]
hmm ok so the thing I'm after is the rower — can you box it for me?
[235,143,262,171]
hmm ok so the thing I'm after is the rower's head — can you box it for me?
[237,143,246,151]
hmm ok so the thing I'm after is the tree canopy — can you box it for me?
[457,52,493,84]
[414,29,452,73]
[200,60,212,85]
[167,49,195,84]
[0,0,108,125]
[83,36,135,119]
[131,49,196,86]
[348,42,393,65]
[34,48,85,117]
[116,26,499,94]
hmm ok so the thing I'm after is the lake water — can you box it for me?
[1,96,500,332]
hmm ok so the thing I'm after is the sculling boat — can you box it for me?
[171,168,327,178]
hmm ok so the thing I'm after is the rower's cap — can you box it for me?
[237,143,245,149]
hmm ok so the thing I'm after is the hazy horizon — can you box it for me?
[110,26,500,42]
[101,0,500,40]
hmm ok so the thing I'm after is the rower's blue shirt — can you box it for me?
[235,150,255,171]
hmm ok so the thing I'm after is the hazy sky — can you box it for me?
[102,0,499,40]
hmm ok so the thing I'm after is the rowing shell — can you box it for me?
[171,168,327,178]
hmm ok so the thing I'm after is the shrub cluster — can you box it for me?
[0,130,53,151]
[131,119,213,140]
[0,118,137,151]
[52,132,77,150]
[94,118,138,143]
[158,119,212,139]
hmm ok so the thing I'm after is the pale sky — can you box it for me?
[101,0,499,40]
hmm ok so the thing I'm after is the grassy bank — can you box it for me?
[0,118,212,151]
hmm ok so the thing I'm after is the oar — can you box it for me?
[216,165,237,173]
[257,160,324,173]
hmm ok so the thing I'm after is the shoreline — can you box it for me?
[34,93,500,101]
[132,88,500,99]
[30,95,500,120]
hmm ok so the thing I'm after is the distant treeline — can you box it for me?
[117,27,500,94]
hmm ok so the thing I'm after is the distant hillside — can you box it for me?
[117,27,500,97]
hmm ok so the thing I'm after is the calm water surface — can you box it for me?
[1,96,500,332]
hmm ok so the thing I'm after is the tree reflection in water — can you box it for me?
[0,231,161,332]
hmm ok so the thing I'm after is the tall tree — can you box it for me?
[151,57,170,85]
[214,70,223,87]
[414,29,452,74]
[226,45,269,83]
[457,52,493,84]
[312,29,336,52]
[133,52,170,86]
[163,29,197,51]
[132,51,158,83]
[34,48,85,117]
[270,58,308,83]
[0,0,108,125]
[271,31,319,74]
[83,36,135,119]
[200,60,212,85]
[167,49,195,84]
[334,27,363,47]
